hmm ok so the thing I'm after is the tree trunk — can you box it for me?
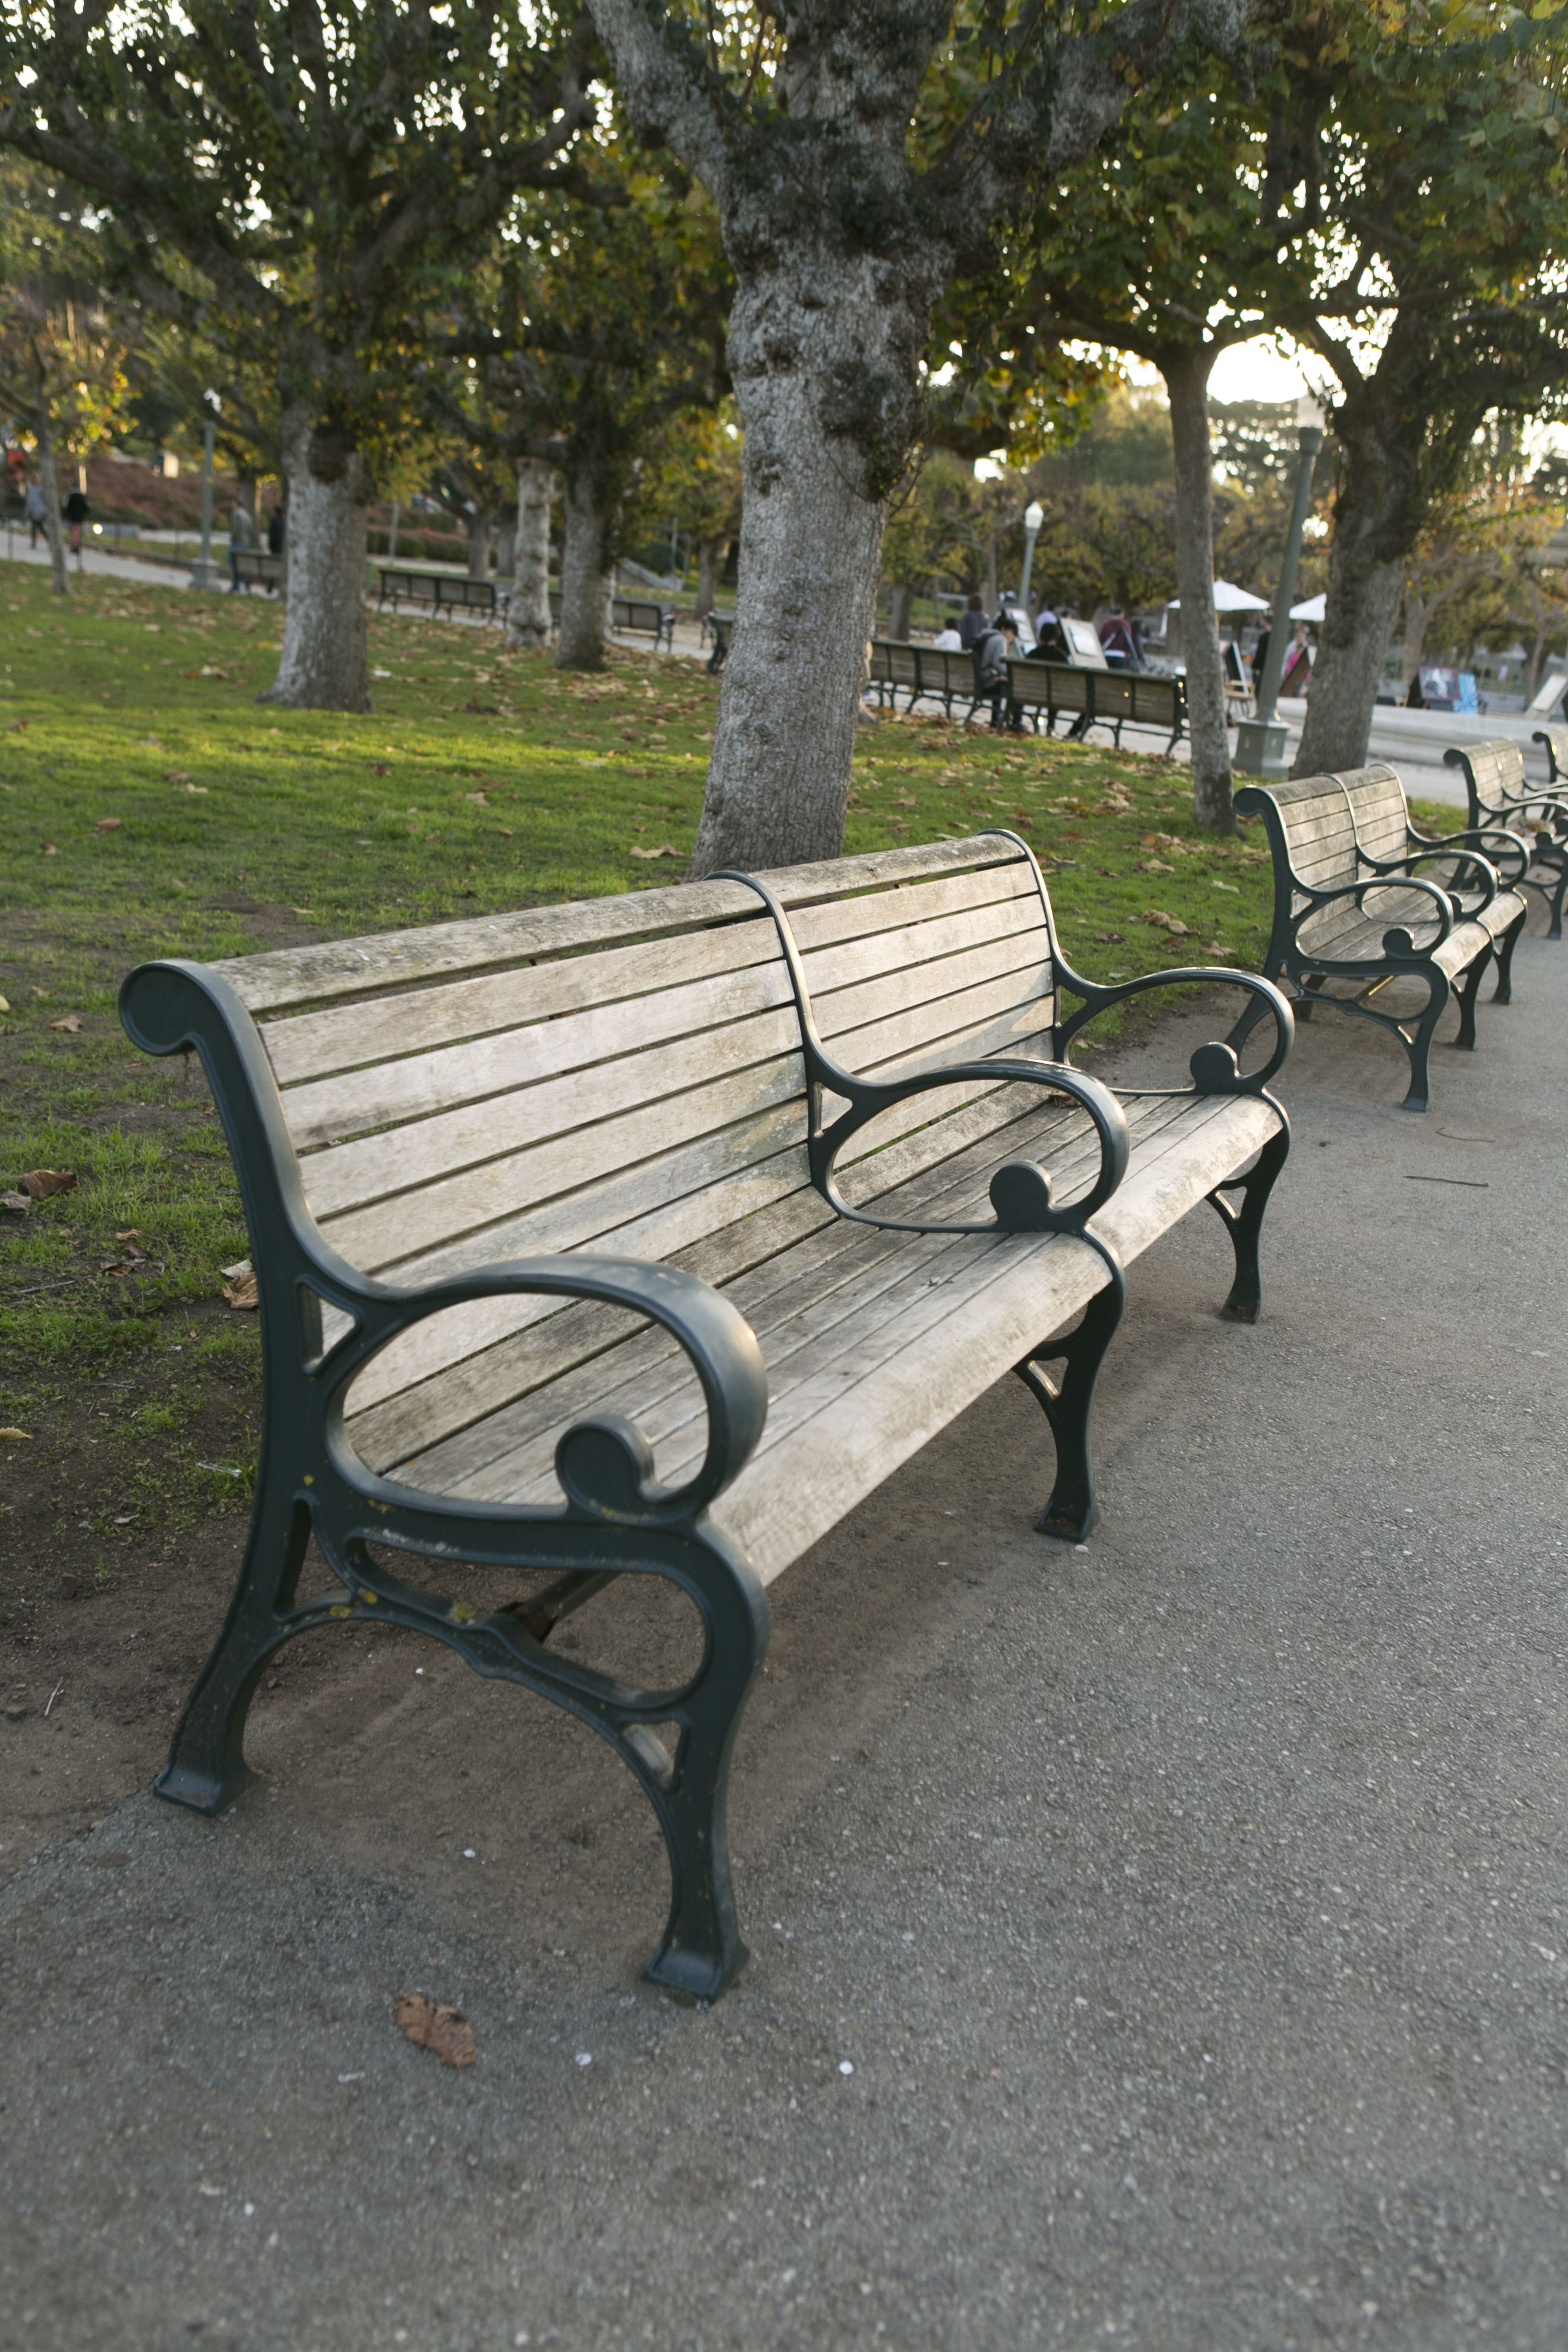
[694,535,725,621]
[887,581,913,641]
[557,467,614,671]
[32,404,69,596]
[1291,409,1418,777]
[1401,593,1429,686]
[495,508,517,582]
[465,508,491,580]
[387,497,400,561]
[258,407,371,712]
[688,268,928,876]
[505,459,554,651]
[236,470,258,530]
[1162,346,1233,833]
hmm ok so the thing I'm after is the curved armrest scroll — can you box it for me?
[1054,963,1295,1092]
[1291,871,1456,947]
[1362,843,1501,914]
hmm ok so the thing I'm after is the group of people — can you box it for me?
[23,476,92,556]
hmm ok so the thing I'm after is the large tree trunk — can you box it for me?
[688,271,927,876]
[505,459,554,651]
[32,404,69,596]
[886,581,913,640]
[557,467,614,671]
[1401,593,1429,687]
[1292,418,1416,777]
[495,508,517,582]
[1162,346,1233,833]
[258,407,371,712]
[694,535,725,621]
[465,508,491,581]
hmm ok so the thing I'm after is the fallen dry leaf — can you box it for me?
[223,1270,260,1310]
[0,994,8,1013]
[29,987,52,999]
[161,768,192,784]
[8,717,26,732]
[629,843,680,861]
[200,665,229,678]
[21,1168,77,1199]
[93,815,123,833]
[39,840,56,855]
[0,1427,33,1442]
[1142,909,1190,935]
[1,1190,30,1213]
[113,1228,141,1240]
[464,700,500,716]
[395,1994,476,2069]
[49,1013,84,1033]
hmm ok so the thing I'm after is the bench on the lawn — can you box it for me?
[702,611,733,673]
[1234,761,1528,1111]
[1443,734,1568,939]
[377,568,507,621]
[1006,660,1189,754]
[119,833,1293,2000]
[864,640,995,723]
[231,549,283,595]
[612,595,676,652]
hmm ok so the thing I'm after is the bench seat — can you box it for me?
[120,833,1292,1999]
[1444,734,1568,938]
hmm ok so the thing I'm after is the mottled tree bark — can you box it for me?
[1292,405,1419,776]
[495,507,517,582]
[505,458,555,650]
[258,406,371,712]
[1162,347,1233,832]
[557,466,614,671]
[464,509,491,580]
[886,581,913,641]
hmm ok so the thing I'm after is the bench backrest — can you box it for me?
[1443,735,1526,821]
[1235,763,1408,916]
[614,597,669,633]
[211,837,1058,1471]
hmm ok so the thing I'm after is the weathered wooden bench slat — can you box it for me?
[1443,734,1568,938]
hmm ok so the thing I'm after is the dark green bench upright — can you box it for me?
[376,568,506,621]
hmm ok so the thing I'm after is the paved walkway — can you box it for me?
[4,913,1565,2348]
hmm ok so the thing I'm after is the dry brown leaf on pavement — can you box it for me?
[21,1168,77,1199]
[394,1994,476,2069]
[49,1014,84,1033]
[629,843,680,861]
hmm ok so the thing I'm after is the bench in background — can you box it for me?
[1444,734,1568,939]
[1006,660,1188,754]
[1234,762,1528,1110]
[232,550,284,595]
[120,833,1292,2000]
[377,568,508,621]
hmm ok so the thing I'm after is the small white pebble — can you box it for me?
[243,2201,254,2217]
[463,1848,476,1859]
[575,2050,593,2068]
[839,2059,854,2076]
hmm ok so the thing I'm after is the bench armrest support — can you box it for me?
[119,960,767,1528]
[1284,869,1459,950]
[1360,840,1503,912]
[713,868,1130,1237]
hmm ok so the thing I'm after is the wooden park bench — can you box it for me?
[231,549,284,595]
[1006,660,1189,755]
[377,568,508,622]
[1443,733,1568,940]
[701,611,734,674]
[1233,762,1528,1111]
[612,595,676,652]
[119,832,1292,2000]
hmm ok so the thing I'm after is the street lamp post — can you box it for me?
[1234,396,1325,777]
[1019,500,1044,614]
[189,388,221,590]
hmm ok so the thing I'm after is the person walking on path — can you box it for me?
[63,482,89,563]
[25,478,46,548]
[228,501,254,590]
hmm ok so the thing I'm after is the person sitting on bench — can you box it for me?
[975,611,1021,729]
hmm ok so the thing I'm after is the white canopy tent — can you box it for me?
[1289,592,1327,622]
[1167,581,1270,614]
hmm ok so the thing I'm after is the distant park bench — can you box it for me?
[1443,733,1568,939]
[865,640,984,721]
[231,550,284,595]
[542,591,676,652]
[376,568,508,621]
[701,611,734,674]
[119,830,1293,2000]
[1005,660,1190,754]
[1234,760,1528,1111]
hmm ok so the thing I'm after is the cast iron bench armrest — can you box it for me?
[1358,841,1503,916]
[1054,960,1295,1095]
[119,959,768,1528]
[1285,870,1459,950]
[1403,825,1530,889]
[715,869,1130,1238]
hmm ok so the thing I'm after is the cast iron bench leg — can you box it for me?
[1400,969,1450,1111]
[1494,903,1527,1002]
[1014,1259,1126,1542]
[1453,942,1492,1050]
[1207,1127,1291,1324]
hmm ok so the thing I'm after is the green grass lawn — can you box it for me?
[0,557,1446,1589]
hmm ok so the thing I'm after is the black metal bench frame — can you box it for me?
[231,550,283,595]
[376,567,509,622]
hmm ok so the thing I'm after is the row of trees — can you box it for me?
[1,2,1566,865]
